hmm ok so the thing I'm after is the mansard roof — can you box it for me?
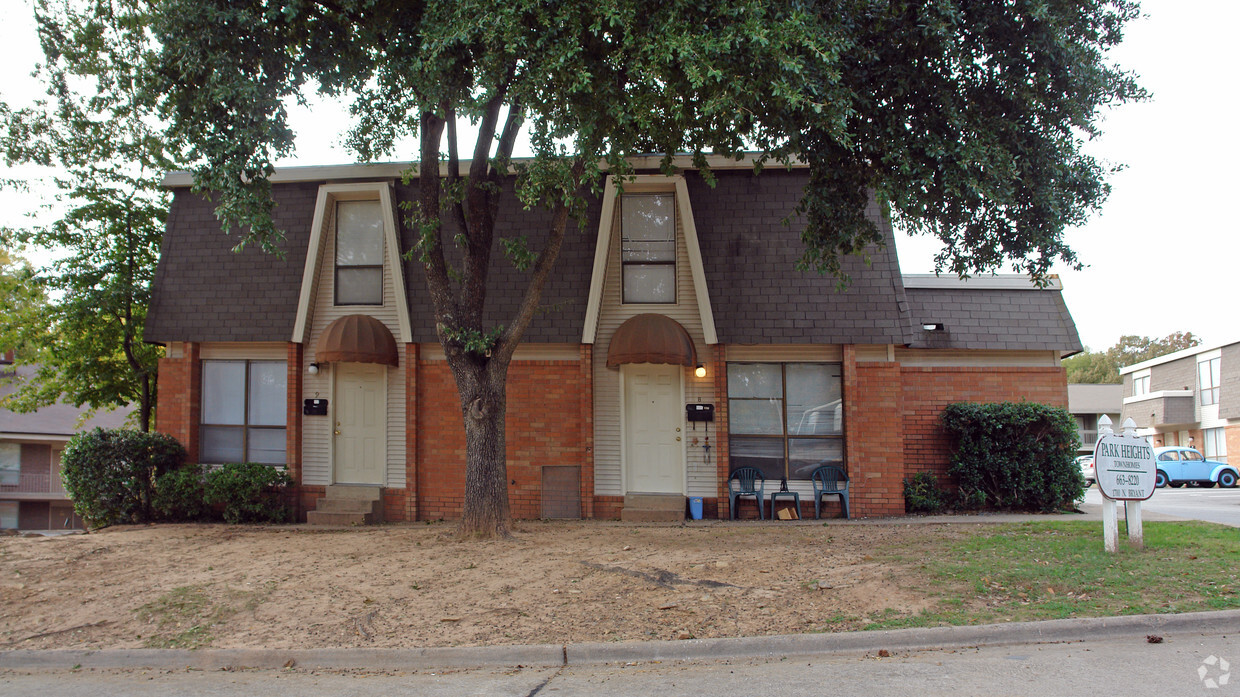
[145,162,1079,353]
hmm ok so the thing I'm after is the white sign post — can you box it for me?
[1093,415,1156,552]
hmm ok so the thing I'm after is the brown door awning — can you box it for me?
[316,314,399,367]
[607,313,697,367]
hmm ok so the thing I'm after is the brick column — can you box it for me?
[712,344,729,519]
[405,343,420,522]
[843,346,907,517]
[155,341,201,462]
[579,344,595,519]
[285,342,304,518]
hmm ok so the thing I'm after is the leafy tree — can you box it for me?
[148,1,1143,536]
[0,0,173,430]
[0,249,48,358]
[1065,332,1200,384]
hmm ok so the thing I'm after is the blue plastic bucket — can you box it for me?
[689,496,704,520]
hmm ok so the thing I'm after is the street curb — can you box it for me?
[3,610,1238,671]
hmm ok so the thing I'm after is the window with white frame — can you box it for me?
[1132,374,1150,396]
[335,200,384,305]
[200,360,287,464]
[620,194,676,304]
[1199,356,1221,406]
[1203,427,1227,463]
[0,442,18,486]
[727,363,844,481]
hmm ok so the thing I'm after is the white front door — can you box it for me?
[624,364,684,494]
[334,363,387,485]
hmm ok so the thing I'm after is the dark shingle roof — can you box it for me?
[148,167,1077,353]
[144,183,317,343]
[903,279,1082,352]
[691,170,910,345]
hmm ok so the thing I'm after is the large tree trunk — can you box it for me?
[453,356,512,538]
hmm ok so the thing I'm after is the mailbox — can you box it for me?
[303,398,328,416]
[686,403,714,422]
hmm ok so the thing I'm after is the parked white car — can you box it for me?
[1076,455,1095,486]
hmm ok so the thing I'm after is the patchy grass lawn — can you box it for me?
[863,521,1240,630]
[0,519,1235,650]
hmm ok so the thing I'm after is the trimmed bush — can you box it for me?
[60,428,188,528]
[153,464,206,521]
[203,463,293,524]
[940,401,1084,512]
[903,472,947,514]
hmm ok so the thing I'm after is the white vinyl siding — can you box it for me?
[302,206,406,488]
[593,192,715,497]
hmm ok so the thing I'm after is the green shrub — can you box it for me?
[153,465,206,521]
[60,428,187,528]
[940,401,1084,512]
[203,463,293,524]
[903,472,947,514]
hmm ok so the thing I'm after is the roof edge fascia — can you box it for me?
[902,274,1063,291]
[1119,338,1240,375]
[163,154,806,189]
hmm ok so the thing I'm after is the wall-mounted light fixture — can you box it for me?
[695,364,707,378]
[922,323,944,331]
[308,362,320,375]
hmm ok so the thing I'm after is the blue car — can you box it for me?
[1153,447,1238,489]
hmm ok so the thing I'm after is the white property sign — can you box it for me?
[1094,433,1156,501]
[1094,416,1153,553]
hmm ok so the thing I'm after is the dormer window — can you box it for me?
[620,194,676,304]
[335,200,383,306]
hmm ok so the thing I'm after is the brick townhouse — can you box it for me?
[145,158,1082,522]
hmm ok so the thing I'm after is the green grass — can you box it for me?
[855,521,1240,631]
[134,582,275,649]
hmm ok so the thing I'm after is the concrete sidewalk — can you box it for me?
[3,609,1238,672]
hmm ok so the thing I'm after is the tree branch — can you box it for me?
[417,111,461,340]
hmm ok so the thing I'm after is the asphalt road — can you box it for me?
[2,632,1235,696]
[1082,485,1240,527]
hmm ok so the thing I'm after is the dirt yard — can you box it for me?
[0,520,960,650]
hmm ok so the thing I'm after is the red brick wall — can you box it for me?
[416,358,589,520]
[403,343,420,522]
[1226,425,1240,466]
[846,357,906,517]
[711,344,732,518]
[285,343,303,517]
[900,366,1070,489]
[155,342,200,462]
[593,495,624,519]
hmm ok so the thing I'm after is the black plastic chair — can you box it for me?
[811,465,850,519]
[728,467,766,519]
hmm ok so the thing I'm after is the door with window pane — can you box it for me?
[334,363,386,485]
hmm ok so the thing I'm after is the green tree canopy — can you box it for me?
[148,0,1144,536]
[0,0,173,431]
[1065,332,1201,384]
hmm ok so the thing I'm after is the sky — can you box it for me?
[1,0,1237,352]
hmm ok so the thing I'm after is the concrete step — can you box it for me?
[620,508,685,523]
[307,485,385,526]
[621,493,686,522]
[313,497,383,515]
[306,510,374,526]
[623,493,685,511]
[325,484,383,500]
